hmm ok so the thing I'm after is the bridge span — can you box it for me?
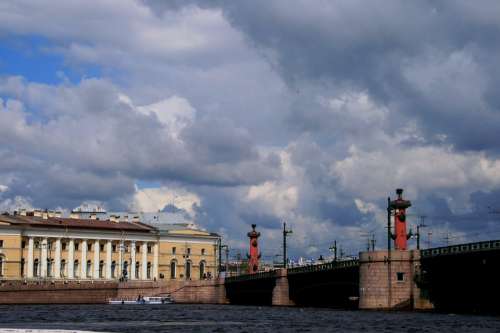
[223,239,500,313]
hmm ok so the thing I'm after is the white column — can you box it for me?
[54,239,61,278]
[68,239,75,279]
[141,242,147,280]
[27,237,34,278]
[118,241,124,279]
[131,241,136,280]
[40,238,48,277]
[81,240,87,278]
[106,240,112,279]
[153,242,159,280]
[93,240,100,279]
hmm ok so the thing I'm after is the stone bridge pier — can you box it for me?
[358,250,432,310]
[271,269,295,306]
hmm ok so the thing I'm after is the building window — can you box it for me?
[201,248,205,255]
[397,272,405,282]
[185,261,191,280]
[86,260,92,278]
[136,245,140,253]
[74,260,79,278]
[62,242,67,251]
[47,259,53,277]
[111,261,116,278]
[99,260,104,278]
[187,248,191,255]
[99,244,104,252]
[147,262,151,279]
[61,259,66,277]
[170,260,176,279]
[20,258,25,277]
[200,261,206,279]
[74,243,79,251]
[35,241,40,249]
[21,241,26,249]
[147,245,152,254]
[123,261,129,279]
[0,240,3,248]
[87,243,92,252]
[112,244,117,252]
[0,256,4,276]
[172,247,176,255]
[33,259,39,277]
[135,262,140,279]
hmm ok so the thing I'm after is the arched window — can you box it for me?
[47,259,53,277]
[86,260,92,278]
[74,260,79,278]
[199,261,206,280]
[147,262,151,279]
[0,256,4,277]
[99,260,104,278]
[111,261,116,278]
[185,260,191,280]
[170,260,176,279]
[34,259,39,277]
[61,259,66,277]
[123,261,129,279]
[135,262,140,279]
[20,258,25,277]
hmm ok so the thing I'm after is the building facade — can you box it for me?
[0,211,219,281]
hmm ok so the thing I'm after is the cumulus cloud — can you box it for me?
[2,0,500,257]
[131,186,200,218]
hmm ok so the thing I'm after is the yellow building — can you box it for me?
[0,211,220,281]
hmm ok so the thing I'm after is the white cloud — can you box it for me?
[137,96,196,140]
[131,186,200,217]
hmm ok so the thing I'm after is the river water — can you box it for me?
[0,304,499,333]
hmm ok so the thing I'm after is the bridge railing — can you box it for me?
[421,239,500,258]
[287,259,359,275]
[224,270,277,283]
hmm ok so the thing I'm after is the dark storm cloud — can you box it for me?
[210,0,500,152]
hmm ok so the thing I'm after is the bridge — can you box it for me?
[223,240,500,313]
[225,259,359,307]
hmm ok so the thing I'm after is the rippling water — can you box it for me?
[0,304,499,333]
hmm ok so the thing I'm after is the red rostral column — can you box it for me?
[247,224,261,274]
[390,189,412,250]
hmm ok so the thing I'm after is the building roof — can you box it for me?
[0,214,157,233]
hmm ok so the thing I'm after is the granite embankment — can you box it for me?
[0,279,228,304]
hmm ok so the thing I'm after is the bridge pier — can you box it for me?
[272,269,295,306]
[359,250,432,310]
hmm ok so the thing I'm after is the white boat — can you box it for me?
[108,296,173,304]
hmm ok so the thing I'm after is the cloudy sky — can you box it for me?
[1,0,500,259]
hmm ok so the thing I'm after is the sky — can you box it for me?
[1,0,500,260]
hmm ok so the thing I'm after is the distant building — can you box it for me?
[0,210,219,281]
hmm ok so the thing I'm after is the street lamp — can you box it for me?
[283,222,293,269]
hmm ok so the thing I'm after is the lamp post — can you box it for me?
[329,240,337,262]
[283,222,293,269]
[221,244,229,276]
